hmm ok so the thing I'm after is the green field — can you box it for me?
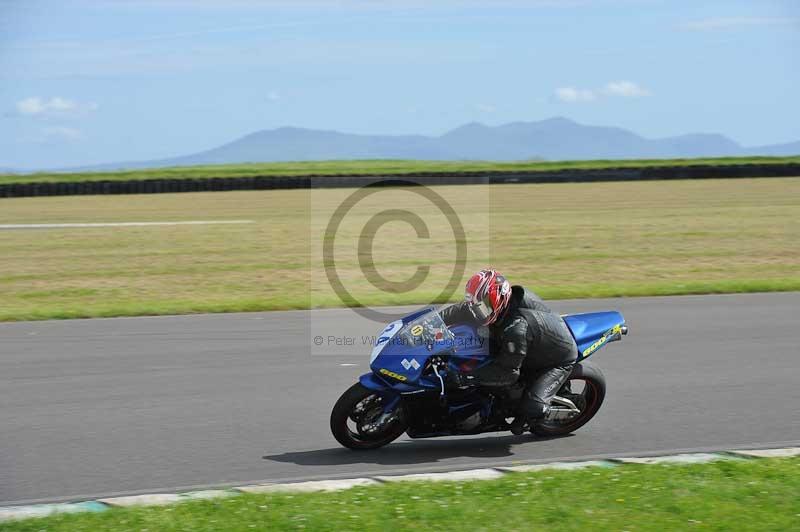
[1,156,799,184]
[0,177,798,321]
[3,458,798,531]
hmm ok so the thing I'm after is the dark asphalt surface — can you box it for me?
[2,293,799,506]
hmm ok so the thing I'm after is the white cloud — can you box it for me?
[681,17,800,31]
[555,87,596,103]
[15,97,98,118]
[603,80,650,97]
[17,97,72,115]
[556,81,651,103]
[475,103,496,113]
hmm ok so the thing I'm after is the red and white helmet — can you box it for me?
[464,269,511,325]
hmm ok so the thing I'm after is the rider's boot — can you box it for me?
[509,416,527,435]
[510,402,551,435]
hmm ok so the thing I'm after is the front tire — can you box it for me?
[531,361,606,437]
[330,383,408,450]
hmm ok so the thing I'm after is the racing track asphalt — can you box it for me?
[2,293,799,505]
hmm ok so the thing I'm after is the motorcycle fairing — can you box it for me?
[364,309,625,394]
[359,372,439,394]
[563,311,626,361]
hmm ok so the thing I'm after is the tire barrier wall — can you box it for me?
[1,163,798,198]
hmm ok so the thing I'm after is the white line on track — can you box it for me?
[0,220,255,230]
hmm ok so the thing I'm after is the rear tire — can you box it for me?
[330,382,408,450]
[531,361,606,437]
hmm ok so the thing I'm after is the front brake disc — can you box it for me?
[349,396,379,423]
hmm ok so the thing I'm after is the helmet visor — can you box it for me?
[468,297,494,323]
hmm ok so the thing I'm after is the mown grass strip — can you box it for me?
[2,156,799,184]
[0,178,798,321]
[1,278,799,322]
[2,457,798,531]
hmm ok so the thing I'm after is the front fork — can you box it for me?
[381,394,401,414]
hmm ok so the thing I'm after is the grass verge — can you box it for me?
[2,156,799,184]
[0,178,798,321]
[3,458,799,531]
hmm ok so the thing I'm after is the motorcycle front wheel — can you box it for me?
[330,382,408,450]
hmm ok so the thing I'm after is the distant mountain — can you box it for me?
[744,140,800,157]
[55,117,800,172]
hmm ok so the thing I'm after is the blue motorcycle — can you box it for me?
[330,307,628,449]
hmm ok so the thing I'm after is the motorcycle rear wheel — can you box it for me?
[531,361,606,437]
[330,382,408,450]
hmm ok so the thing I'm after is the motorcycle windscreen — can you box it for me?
[369,310,455,383]
[445,323,491,373]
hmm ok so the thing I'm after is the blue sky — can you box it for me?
[1,0,798,169]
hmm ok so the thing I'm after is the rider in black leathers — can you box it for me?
[440,274,578,434]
